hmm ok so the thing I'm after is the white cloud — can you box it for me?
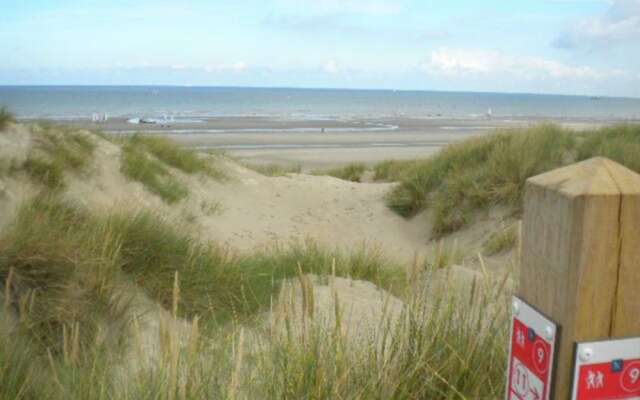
[554,0,640,49]
[323,60,339,73]
[420,47,619,80]
[204,62,248,73]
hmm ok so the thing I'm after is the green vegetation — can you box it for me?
[242,270,508,399]
[386,124,573,235]
[0,107,15,131]
[22,157,65,188]
[0,196,508,398]
[0,122,523,398]
[576,124,640,172]
[316,162,367,182]
[426,240,465,270]
[243,162,302,176]
[1,196,403,329]
[383,123,640,236]
[120,135,226,203]
[373,159,420,181]
[0,196,130,355]
[17,122,640,398]
[121,143,189,203]
[483,224,518,255]
[129,135,225,179]
[22,123,96,189]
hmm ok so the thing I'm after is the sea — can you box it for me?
[1,86,640,121]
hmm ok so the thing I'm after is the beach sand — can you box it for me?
[55,115,609,169]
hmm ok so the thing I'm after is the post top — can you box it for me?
[527,157,640,198]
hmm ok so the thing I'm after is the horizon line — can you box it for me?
[0,84,636,100]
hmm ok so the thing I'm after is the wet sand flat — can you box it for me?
[49,116,611,168]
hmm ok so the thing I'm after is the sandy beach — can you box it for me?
[53,115,611,169]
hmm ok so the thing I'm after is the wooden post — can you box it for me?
[519,157,640,398]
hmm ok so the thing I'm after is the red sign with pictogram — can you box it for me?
[572,337,640,399]
[506,296,558,400]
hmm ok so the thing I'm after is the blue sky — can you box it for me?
[1,0,639,97]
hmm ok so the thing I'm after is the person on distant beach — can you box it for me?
[321,127,325,134]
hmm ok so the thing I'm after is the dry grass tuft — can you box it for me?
[315,162,367,182]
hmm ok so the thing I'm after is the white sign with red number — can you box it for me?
[506,296,558,400]
[572,337,640,399]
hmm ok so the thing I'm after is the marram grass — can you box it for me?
[315,162,367,182]
[383,123,640,236]
[0,195,510,399]
[21,122,96,189]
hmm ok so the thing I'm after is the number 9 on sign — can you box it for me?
[622,362,640,393]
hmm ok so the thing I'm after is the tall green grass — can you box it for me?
[21,123,96,189]
[373,159,421,182]
[0,196,130,355]
[128,135,226,179]
[244,269,509,399]
[0,193,510,399]
[1,196,404,328]
[120,135,226,203]
[576,124,640,172]
[1,243,509,399]
[386,124,574,235]
[120,143,189,204]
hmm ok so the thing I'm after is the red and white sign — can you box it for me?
[506,296,558,400]
[572,337,640,399]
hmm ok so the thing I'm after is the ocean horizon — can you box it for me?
[2,85,640,122]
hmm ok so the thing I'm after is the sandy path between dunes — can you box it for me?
[196,161,429,264]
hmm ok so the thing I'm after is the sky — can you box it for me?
[1,0,640,97]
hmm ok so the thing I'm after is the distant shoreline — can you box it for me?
[28,115,624,169]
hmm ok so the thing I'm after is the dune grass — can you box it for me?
[243,162,302,177]
[120,142,189,204]
[386,124,575,235]
[426,240,465,270]
[315,162,368,182]
[0,254,508,399]
[120,135,227,203]
[128,135,226,179]
[373,159,421,182]
[21,123,96,189]
[0,196,131,356]
[384,123,640,236]
[576,124,640,172]
[0,183,510,400]
[1,196,404,330]
[245,269,509,399]
[483,224,518,256]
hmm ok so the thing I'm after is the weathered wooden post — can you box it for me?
[517,157,640,398]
